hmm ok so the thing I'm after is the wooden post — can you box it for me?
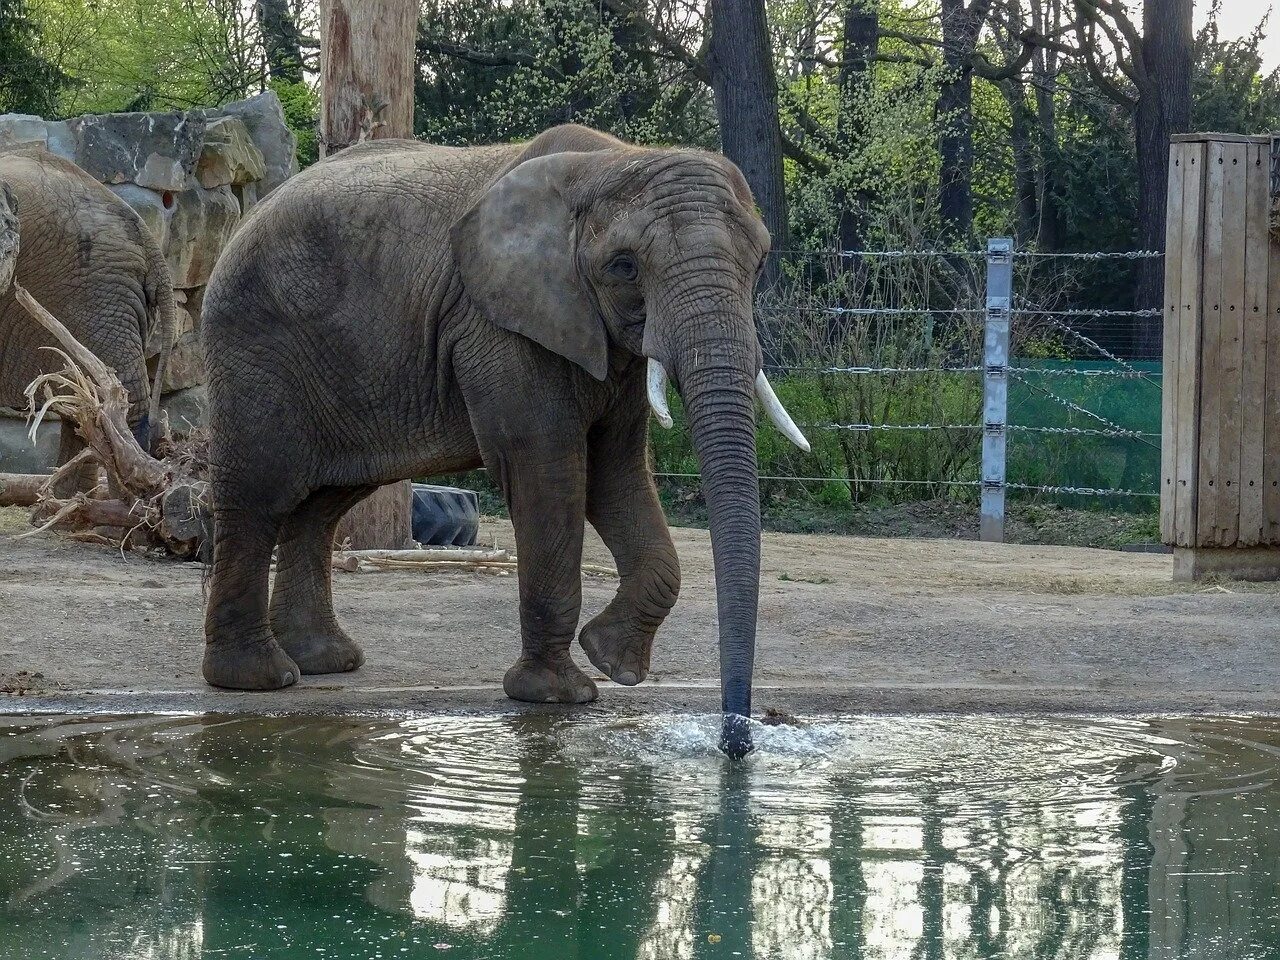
[319,0,417,549]
[318,0,417,156]
[333,482,414,551]
[1161,132,1280,581]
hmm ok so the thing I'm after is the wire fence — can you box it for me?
[653,240,1166,540]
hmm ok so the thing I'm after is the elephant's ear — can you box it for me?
[450,152,608,381]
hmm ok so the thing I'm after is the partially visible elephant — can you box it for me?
[0,145,175,480]
[200,124,808,756]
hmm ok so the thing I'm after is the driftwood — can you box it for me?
[330,546,618,578]
[7,284,211,556]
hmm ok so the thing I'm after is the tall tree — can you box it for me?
[937,0,992,240]
[835,0,879,253]
[707,0,790,281]
[0,0,69,116]
[256,0,306,84]
[1073,0,1193,352]
[319,0,417,155]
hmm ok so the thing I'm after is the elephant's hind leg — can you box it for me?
[269,486,374,675]
[203,504,299,690]
[52,424,99,497]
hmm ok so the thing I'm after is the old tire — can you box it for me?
[411,483,479,546]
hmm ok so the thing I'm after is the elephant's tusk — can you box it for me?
[647,358,673,429]
[755,371,811,452]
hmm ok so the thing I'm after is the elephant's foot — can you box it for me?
[276,625,364,675]
[503,654,599,704]
[579,612,653,686]
[202,635,299,690]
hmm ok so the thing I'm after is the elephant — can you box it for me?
[199,124,809,757]
[0,145,175,480]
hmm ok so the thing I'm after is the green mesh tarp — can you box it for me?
[1007,360,1162,497]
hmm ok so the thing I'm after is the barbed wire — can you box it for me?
[1031,314,1162,384]
[1012,250,1164,261]
[766,305,984,317]
[1010,372,1160,450]
[1008,424,1158,439]
[772,249,987,260]
[767,364,983,376]
[1005,482,1159,497]
[654,472,982,487]
[1008,366,1161,379]
[804,422,982,433]
[1013,306,1163,318]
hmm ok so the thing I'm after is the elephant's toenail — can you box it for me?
[282,671,295,685]
[615,670,638,685]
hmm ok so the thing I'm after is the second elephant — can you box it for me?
[0,145,175,474]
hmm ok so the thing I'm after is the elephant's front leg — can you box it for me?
[496,441,598,704]
[580,404,680,685]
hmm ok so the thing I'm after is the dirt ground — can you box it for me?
[0,505,1276,717]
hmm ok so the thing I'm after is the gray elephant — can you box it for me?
[0,145,174,476]
[200,124,808,756]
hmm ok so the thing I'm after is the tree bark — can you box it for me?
[938,0,987,241]
[1030,0,1064,250]
[707,0,789,283]
[318,0,418,156]
[255,0,305,84]
[1005,79,1040,242]
[836,0,879,255]
[1133,0,1192,353]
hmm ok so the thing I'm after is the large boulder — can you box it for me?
[165,182,240,288]
[218,93,298,197]
[66,111,206,191]
[197,117,266,189]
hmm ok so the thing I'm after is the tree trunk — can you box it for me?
[1133,0,1193,354]
[938,0,984,241]
[836,0,879,255]
[318,0,418,156]
[255,0,305,84]
[1030,0,1064,250]
[707,0,789,284]
[1005,79,1040,242]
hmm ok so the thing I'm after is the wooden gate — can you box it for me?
[1160,132,1280,580]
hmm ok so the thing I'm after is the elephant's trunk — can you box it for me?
[665,316,762,760]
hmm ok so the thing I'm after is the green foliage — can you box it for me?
[270,78,319,167]
[416,0,714,147]
[0,0,69,115]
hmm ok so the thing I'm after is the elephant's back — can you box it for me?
[204,140,519,342]
[0,146,155,287]
[0,146,157,411]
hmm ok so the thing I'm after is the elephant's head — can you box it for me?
[452,146,808,758]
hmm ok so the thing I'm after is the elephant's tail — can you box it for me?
[143,241,176,451]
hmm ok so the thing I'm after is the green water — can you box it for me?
[0,713,1278,959]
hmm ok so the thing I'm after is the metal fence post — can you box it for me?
[981,237,1013,542]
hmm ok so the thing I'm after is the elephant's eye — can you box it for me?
[607,254,638,282]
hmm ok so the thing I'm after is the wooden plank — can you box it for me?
[1240,141,1269,544]
[1214,141,1247,545]
[1175,142,1207,547]
[1268,190,1280,543]
[1196,141,1225,547]
[1161,142,1187,543]
[1172,133,1270,145]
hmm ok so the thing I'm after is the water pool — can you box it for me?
[0,712,1277,959]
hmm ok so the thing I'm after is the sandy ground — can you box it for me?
[0,506,1276,717]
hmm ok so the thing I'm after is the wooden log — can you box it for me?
[0,473,46,507]
[338,547,510,563]
[333,480,413,550]
[318,0,417,156]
